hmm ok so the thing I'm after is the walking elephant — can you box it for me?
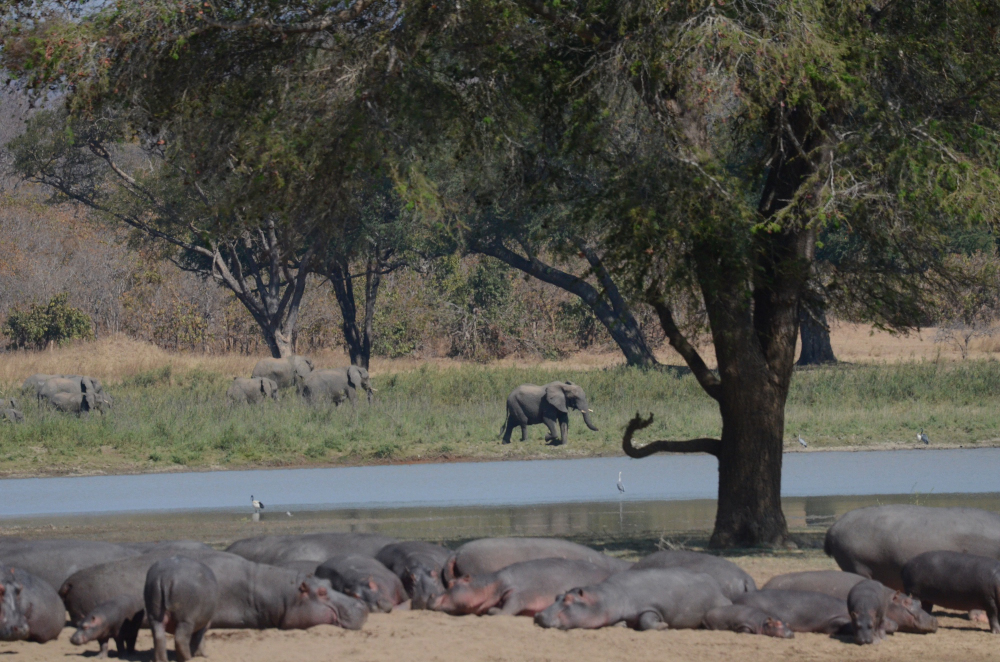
[226,377,280,405]
[299,367,374,406]
[251,356,315,389]
[501,381,597,446]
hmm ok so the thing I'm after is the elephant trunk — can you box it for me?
[581,408,598,432]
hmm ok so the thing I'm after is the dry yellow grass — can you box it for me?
[2,321,996,388]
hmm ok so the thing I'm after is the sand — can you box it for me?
[0,554,996,662]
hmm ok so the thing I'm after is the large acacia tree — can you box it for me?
[4,0,999,546]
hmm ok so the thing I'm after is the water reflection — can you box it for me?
[2,492,997,544]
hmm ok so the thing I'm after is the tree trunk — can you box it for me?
[327,254,383,370]
[475,241,660,369]
[711,375,789,547]
[263,328,294,358]
[797,306,836,365]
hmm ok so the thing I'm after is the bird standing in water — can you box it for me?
[251,495,265,513]
[617,471,625,494]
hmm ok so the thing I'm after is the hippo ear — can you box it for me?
[299,581,310,595]
[545,384,568,413]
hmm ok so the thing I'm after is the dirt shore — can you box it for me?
[0,552,995,661]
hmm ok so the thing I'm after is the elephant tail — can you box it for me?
[499,409,510,439]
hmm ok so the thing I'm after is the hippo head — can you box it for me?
[407,568,446,610]
[759,617,794,639]
[851,608,880,645]
[282,577,368,631]
[70,612,112,645]
[428,575,496,615]
[533,588,607,630]
[886,591,938,634]
[0,582,29,641]
[344,576,393,613]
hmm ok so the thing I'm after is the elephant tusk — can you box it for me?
[370,388,379,393]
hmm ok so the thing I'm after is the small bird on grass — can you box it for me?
[251,495,265,513]
[798,435,807,448]
[918,429,930,445]
[617,471,625,494]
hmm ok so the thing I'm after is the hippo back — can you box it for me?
[226,533,400,565]
[0,539,139,590]
[825,505,1000,590]
[633,550,755,600]
[444,537,630,583]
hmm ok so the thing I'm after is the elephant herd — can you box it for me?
[226,355,376,407]
[0,504,997,660]
[4,355,602,447]
[1,374,113,422]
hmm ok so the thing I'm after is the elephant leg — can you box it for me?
[348,388,358,406]
[559,415,568,445]
[502,414,516,444]
[520,423,528,442]
[542,417,559,444]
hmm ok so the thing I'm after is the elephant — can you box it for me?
[299,367,374,406]
[21,374,56,395]
[501,381,597,446]
[38,377,110,415]
[1,399,24,423]
[226,377,280,405]
[251,356,315,389]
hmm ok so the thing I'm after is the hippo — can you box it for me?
[0,538,140,590]
[443,537,630,585]
[702,604,794,638]
[534,568,730,631]
[430,558,617,617]
[225,532,399,566]
[762,570,937,634]
[825,505,1000,591]
[63,549,367,632]
[734,590,852,634]
[145,557,219,662]
[278,560,322,576]
[902,550,1000,633]
[0,570,30,641]
[0,567,64,643]
[119,540,214,554]
[633,550,756,600]
[315,555,407,613]
[848,579,891,644]
[69,595,144,658]
[375,541,452,609]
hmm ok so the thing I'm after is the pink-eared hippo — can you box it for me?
[443,537,630,585]
[430,558,617,616]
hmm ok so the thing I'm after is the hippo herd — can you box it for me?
[0,503,998,657]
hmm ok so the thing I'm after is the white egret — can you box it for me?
[617,471,625,494]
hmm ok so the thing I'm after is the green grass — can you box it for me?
[2,360,1000,476]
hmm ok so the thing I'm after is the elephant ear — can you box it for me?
[347,366,362,388]
[545,383,568,413]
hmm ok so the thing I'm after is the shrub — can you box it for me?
[2,293,94,350]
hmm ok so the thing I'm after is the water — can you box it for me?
[0,447,997,518]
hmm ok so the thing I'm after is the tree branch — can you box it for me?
[622,413,721,458]
[646,291,721,401]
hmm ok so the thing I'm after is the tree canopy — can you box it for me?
[3,0,999,546]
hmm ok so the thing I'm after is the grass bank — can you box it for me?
[2,357,1000,477]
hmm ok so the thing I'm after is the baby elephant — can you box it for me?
[226,377,279,405]
[902,551,1000,634]
[145,556,219,662]
[0,399,24,424]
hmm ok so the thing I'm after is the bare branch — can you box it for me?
[646,291,721,401]
[622,413,721,458]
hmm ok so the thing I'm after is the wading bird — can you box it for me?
[251,495,265,513]
[798,435,807,448]
[617,471,625,494]
[918,429,930,445]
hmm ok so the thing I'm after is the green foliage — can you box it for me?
[2,294,94,350]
